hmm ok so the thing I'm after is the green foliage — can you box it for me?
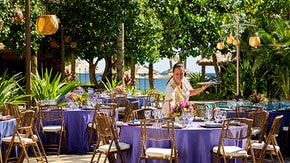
[0,70,28,108]
[100,77,123,92]
[31,68,80,103]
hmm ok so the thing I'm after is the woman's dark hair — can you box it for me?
[173,63,184,72]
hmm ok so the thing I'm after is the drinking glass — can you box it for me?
[188,112,194,127]
[182,111,190,125]
[238,99,244,107]
[96,99,103,104]
[144,110,151,119]
[214,108,221,123]
[207,108,212,121]
[221,110,227,121]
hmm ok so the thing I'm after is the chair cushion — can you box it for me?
[145,147,176,159]
[252,142,280,151]
[2,136,34,144]
[98,142,130,152]
[87,123,97,129]
[19,133,38,140]
[43,125,62,132]
[116,121,124,126]
[252,128,261,136]
[212,146,248,157]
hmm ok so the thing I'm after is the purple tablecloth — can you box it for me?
[0,118,16,146]
[100,96,146,109]
[119,122,246,163]
[63,109,94,154]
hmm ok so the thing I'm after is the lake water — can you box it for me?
[77,73,215,94]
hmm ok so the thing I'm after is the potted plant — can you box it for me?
[31,68,80,105]
[0,70,29,114]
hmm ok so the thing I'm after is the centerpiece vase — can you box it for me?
[175,116,182,123]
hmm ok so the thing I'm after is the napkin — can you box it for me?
[205,122,222,127]
[131,119,140,124]
[168,122,184,128]
[229,121,241,126]
[193,117,204,120]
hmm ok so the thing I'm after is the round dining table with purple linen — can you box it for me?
[119,121,247,163]
[63,109,95,154]
[0,118,17,145]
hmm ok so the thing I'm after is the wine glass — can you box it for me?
[188,112,195,127]
[214,108,221,123]
[182,111,190,125]
[221,110,227,121]
[144,110,151,119]
[206,108,212,122]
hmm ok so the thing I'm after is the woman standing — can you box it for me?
[161,63,212,117]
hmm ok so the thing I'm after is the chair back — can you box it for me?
[214,118,255,162]
[99,103,117,121]
[95,112,118,141]
[38,104,65,132]
[236,106,262,118]
[139,119,178,162]
[91,112,129,163]
[125,101,138,122]
[144,90,161,109]
[248,110,269,142]
[254,115,284,163]
[13,110,35,138]
[4,102,21,118]
[193,103,209,118]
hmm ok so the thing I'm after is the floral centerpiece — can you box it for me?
[250,93,269,104]
[62,87,97,109]
[170,100,193,118]
[115,85,125,94]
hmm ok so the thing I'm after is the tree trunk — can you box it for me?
[116,23,124,83]
[31,53,37,74]
[149,63,154,90]
[201,53,205,78]
[71,51,76,77]
[130,57,135,81]
[88,59,97,86]
[212,52,220,79]
[102,56,113,83]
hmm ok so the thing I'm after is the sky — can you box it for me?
[97,56,215,74]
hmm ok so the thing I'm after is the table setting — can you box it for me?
[119,117,247,163]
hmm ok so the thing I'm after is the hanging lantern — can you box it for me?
[249,34,261,48]
[216,42,225,50]
[36,15,59,35]
[226,33,234,44]
[232,39,240,46]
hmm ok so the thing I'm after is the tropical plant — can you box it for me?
[100,77,123,93]
[0,70,28,108]
[31,68,80,104]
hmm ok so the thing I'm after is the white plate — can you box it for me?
[197,82,219,85]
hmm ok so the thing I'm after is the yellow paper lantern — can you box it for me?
[36,15,59,35]
[216,42,225,50]
[249,36,261,48]
[232,39,240,46]
[226,33,234,45]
